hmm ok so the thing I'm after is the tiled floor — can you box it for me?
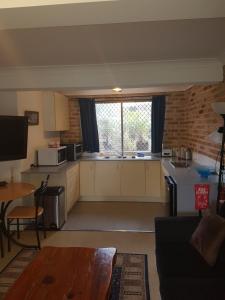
[63,201,168,232]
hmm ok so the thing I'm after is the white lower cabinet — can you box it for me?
[145,161,161,197]
[95,162,121,196]
[80,160,162,201]
[66,163,80,212]
[121,162,146,196]
[80,161,95,196]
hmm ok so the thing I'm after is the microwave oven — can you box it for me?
[38,146,67,166]
[62,143,82,161]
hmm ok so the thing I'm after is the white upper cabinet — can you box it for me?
[43,92,69,131]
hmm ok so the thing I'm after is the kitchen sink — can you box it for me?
[104,155,136,159]
[169,160,190,168]
[101,155,152,160]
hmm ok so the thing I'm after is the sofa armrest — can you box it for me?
[155,216,201,246]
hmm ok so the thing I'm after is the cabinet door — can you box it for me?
[80,162,95,196]
[66,164,80,212]
[145,161,161,197]
[43,92,56,131]
[95,162,121,196]
[121,162,146,196]
[55,93,69,131]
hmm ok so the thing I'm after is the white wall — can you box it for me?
[0,91,61,209]
[0,91,60,182]
[17,91,59,172]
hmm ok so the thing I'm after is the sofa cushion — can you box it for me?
[159,276,225,300]
[190,214,225,266]
[156,242,225,280]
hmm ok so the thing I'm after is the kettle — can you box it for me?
[185,148,192,160]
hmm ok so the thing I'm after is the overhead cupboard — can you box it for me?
[43,92,69,131]
[80,160,164,202]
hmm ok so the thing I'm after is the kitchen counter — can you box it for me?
[162,158,218,184]
[162,158,218,215]
[22,161,80,220]
[80,155,161,161]
[22,155,161,174]
[22,161,79,174]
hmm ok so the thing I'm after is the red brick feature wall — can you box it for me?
[62,75,225,160]
[163,92,186,149]
[163,81,225,160]
[180,83,225,159]
[61,99,82,143]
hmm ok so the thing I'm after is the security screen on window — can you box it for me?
[96,101,151,156]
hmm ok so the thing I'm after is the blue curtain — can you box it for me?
[151,95,166,153]
[79,99,99,153]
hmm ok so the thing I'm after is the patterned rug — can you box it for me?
[0,249,150,300]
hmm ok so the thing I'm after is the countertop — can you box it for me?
[22,161,79,174]
[21,156,218,184]
[22,155,161,174]
[161,158,218,184]
[80,155,161,161]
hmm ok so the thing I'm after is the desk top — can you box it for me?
[5,246,117,300]
[0,182,35,202]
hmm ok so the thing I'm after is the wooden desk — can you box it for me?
[4,246,117,300]
[0,182,35,254]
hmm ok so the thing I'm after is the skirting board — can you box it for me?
[79,196,166,203]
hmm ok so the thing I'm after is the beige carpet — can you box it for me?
[63,202,168,232]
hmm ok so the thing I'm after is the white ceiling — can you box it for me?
[63,85,193,96]
[0,0,224,93]
[0,0,225,30]
[0,18,225,67]
[0,0,114,9]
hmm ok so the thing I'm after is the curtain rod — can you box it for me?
[95,97,152,103]
[70,93,168,101]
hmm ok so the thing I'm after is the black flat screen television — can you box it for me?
[0,116,28,161]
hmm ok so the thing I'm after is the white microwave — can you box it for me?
[38,146,67,166]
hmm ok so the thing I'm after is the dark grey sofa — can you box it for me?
[155,216,225,300]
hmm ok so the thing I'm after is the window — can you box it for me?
[96,101,152,155]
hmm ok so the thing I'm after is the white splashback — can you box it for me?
[193,151,220,172]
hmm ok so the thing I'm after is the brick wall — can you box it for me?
[180,83,225,160]
[163,92,186,149]
[61,73,225,161]
[61,98,81,143]
[163,80,225,160]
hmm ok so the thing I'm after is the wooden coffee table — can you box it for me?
[4,246,117,300]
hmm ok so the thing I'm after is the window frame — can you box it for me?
[96,99,152,156]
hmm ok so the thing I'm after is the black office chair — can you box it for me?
[7,175,50,250]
